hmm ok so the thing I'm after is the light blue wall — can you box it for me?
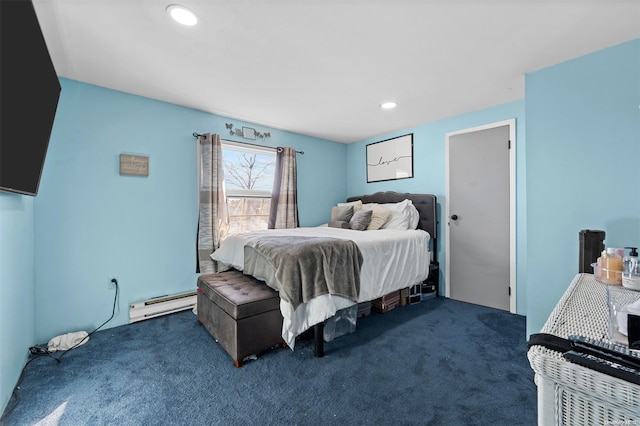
[33,79,346,343]
[346,101,528,314]
[0,194,35,411]
[4,38,638,415]
[525,39,640,336]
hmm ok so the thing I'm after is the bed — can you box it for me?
[210,191,438,354]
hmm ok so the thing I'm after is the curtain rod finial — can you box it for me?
[276,146,304,155]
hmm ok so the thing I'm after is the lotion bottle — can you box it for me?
[623,247,639,277]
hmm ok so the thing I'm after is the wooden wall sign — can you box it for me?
[120,154,149,177]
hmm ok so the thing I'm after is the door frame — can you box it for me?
[445,119,516,313]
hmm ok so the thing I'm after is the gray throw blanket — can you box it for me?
[243,236,363,310]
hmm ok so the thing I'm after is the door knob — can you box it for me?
[450,214,458,221]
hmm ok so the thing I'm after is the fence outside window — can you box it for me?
[226,196,271,234]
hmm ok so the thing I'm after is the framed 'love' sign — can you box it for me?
[366,134,413,183]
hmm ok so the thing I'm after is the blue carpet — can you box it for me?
[2,297,537,425]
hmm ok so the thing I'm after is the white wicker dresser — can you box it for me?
[528,273,640,425]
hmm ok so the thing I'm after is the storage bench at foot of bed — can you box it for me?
[197,270,284,367]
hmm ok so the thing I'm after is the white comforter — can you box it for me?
[211,226,430,348]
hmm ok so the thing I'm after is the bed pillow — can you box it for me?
[328,220,350,229]
[338,200,363,213]
[408,203,420,229]
[379,199,413,230]
[364,206,391,230]
[349,209,373,231]
[331,205,354,222]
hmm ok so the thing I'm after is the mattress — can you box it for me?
[211,226,430,348]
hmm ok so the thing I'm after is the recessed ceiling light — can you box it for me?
[167,4,198,26]
[380,101,397,110]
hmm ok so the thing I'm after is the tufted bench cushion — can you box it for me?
[197,270,283,367]
[198,271,280,320]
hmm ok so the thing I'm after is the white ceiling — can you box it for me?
[33,0,640,144]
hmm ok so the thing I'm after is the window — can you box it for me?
[221,140,276,235]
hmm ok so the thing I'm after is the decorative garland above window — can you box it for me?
[225,123,271,140]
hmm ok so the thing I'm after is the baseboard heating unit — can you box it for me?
[129,291,197,323]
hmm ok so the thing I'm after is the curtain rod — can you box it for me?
[192,132,304,155]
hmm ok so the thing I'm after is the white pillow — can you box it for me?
[377,199,413,230]
[408,203,420,229]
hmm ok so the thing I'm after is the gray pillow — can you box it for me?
[349,209,373,231]
[328,220,350,229]
[331,205,354,222]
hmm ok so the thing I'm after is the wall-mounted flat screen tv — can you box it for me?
[0,0,61,196]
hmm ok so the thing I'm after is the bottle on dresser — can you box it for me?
[599,248,623,285]
[622,247,640,290]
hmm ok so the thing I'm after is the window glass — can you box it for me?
[221,141,276,235]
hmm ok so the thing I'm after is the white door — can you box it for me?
[446,120,515,312]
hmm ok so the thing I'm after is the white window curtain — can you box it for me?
[268,147,299,229]
[197,133,229,274]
